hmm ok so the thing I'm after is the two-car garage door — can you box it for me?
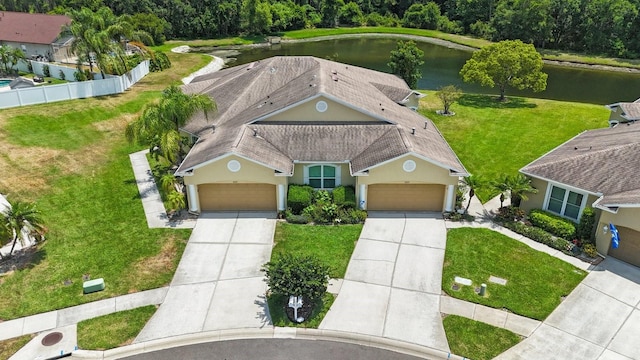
[367,184,445,211]
[608,226,640,268]
[199,183,276,211]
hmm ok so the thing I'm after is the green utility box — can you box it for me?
[83,278,105,294]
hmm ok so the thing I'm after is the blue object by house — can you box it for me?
[610,223,620,249]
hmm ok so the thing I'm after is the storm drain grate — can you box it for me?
[41,332,63,346]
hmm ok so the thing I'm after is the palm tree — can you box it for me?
[491,174,511,208]
[3,200,44,257]
[462,175,484,213]
[168,191,186,211]
[126,85,216,165]
[507,174,538,207]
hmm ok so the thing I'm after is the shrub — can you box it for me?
[58,69,66,80]
[582,243,598,258]
[313,190,332,205]
[338,208,367,224]
[502,221,573,253]
[576,207,596,243]
[149,51,172,72]
[263,253,330,301]
[495,206,525,222]
[288,185,314,214]
[286,214,310,224]
[333,185,356,209]
[43,64,50,77]
[528,209,576,240]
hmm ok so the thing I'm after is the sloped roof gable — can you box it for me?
[0,11,70,45]
[177,56,467,176]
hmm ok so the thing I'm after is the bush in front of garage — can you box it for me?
[285,185,366,225]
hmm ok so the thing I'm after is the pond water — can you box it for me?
[216,38,640,105]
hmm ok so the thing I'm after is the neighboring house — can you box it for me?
[0,11,72,63]
[175,56,468,213]
[605,98,640,126]
[520,122,640,267]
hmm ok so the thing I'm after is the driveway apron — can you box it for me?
[495,258,640,360]
[135,212,276,342]
[320,212,450,352]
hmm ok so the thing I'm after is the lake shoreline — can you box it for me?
[192,33,640,75]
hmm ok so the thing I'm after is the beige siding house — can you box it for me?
[520,122,640,267]
[175,56,468,213]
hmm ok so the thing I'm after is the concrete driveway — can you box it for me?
[496,257,640,360]
[135,212,276,342]
[320,212,450,352]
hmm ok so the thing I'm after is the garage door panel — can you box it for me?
[199,184,276,211]
[368,184,444,211]
[609,226,640,268]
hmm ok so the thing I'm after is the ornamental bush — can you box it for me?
[528,209,576,240]
[502,221,572,253]
[287,185,314,214]
[262,253,330,301]
[333,185,356,209]
[576,207,596,243]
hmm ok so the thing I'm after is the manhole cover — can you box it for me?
[41,332,63,346]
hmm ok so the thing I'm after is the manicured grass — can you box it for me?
[442,228,586,320]
[5,91,159,150]
[0,142,190,320]
[283,27,491,49]
[77,305,157,350]
[267,293,334,328]
[0,334,34,359]
[443,315,521,360]
[272,223,362,278]
[420,93,608,201]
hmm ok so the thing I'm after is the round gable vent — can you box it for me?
[316,100,328,113]
[227,160,241,172]
[403,160,417,173]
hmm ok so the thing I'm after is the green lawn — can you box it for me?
[443,228,585,320]
[0,335,34,359]
[77,305,157,350]
[421,93,608,201]
[272,223,362,278]
[443,315,521,360]
[267,293,334,328]
[0,142,190,319]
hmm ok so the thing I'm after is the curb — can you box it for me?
[69,327,467,360]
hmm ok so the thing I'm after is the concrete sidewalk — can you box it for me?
[129,150,196,229]
[5,288,168,360]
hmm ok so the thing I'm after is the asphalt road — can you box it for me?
[121,339,431,360]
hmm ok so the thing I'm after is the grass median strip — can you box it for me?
[442,227,585,320]
[443,315,521,360]
[77,305,157,350]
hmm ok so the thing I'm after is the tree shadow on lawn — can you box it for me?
[458,94,537,109]
[0,246,46,276]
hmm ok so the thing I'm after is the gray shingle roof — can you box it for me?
[521,122,640,207]
[607,98,640,122]
[177,56,467,177]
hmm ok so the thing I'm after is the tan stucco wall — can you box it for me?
[595,208,640,254]
[519,177,599,219]
[183,155,287,186]
[290,163,354,186]
[263,96,380,123]
[519,177,548,213]
[357,155,457,186]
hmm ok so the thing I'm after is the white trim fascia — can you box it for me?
[293,160,350,164]
[175,152,292,176]
[519,171,601,197]
[592,196,619,214]
[400,90,426,104]
[321,92,396,124]
[359,152,468,177]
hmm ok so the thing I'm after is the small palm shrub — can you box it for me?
[529,209,576,240]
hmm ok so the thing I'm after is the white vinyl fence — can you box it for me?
[0,60,149,109]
